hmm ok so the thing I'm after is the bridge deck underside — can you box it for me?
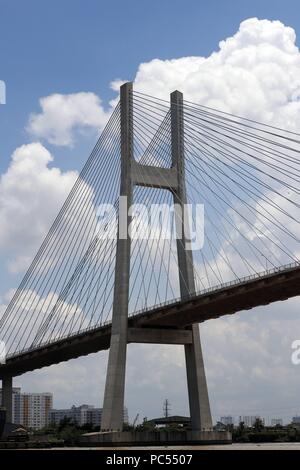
[1,266,299,378]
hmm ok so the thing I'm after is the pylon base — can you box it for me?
[79,430,232,447]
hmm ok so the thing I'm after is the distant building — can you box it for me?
[86,407,102,427]
[1,388,130,430]
[21,393,52,430]
[13,388,22,425]
[271,418,283,427]
[220,416,234,426]
[145,416,190,427]
[0,388,52,430]
[50,404,97,427]
[292,416,300,425]
[239,416,264,427]
[50,404,128,427]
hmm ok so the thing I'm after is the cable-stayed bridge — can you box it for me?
[0,83,299,437]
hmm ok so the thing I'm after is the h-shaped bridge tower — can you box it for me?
[100,82,212,432]
[2,79,299,445]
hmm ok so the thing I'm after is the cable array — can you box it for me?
[1,90,299,358]
[133,91,299,295]
[0,105,122,355]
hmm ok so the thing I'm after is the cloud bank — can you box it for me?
[132,18,300,130]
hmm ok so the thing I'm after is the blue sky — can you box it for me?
[1,0,300,172]
[1,1,300,422]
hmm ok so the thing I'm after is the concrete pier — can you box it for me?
[80,430,232,446]
[2,376,13,423]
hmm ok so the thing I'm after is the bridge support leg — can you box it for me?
[171,90,212,431]
[2,376,13,423]
[185,325,212,430]
[101,82,133,432]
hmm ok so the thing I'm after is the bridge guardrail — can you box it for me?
[4,261,300,360]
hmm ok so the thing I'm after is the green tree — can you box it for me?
[237,421,245,435]
[58,417,74,431]
[253,418,264,432]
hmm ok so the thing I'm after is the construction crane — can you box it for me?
[133,413,139,427]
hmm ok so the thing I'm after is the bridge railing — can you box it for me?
[4,261,299,360]
[128,260,300,320]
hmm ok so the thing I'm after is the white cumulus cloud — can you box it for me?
[27,92,110,146]
[131,18,300,130]
[0,142,78,272]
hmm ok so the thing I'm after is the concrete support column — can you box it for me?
[170,90,212,431]
[2,376,13,423]
[101,82,133,431]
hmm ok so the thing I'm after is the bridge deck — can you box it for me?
[1,263,299,378]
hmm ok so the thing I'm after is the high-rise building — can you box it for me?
[239,416,264,427]
[50,404,96,427]
[1,388,129,430]
[86,407,102,427]
[50,405,128,427]
[13,388,22,424]
[21,393,52,430]
[0,388,52,430]
[220,416,234,426]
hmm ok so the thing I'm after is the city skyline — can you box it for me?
[1,384,298,429]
